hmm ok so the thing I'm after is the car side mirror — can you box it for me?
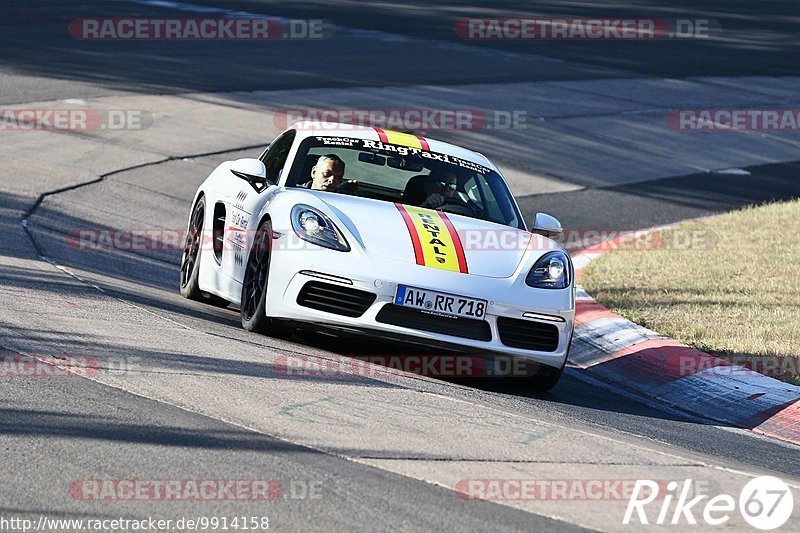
[230,158,268,192]
[531,212,563,237]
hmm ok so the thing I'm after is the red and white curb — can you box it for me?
[569,226,800,446]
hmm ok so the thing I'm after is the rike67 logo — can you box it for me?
[624,476,794,529]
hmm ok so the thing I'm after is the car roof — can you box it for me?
[287,121,499,173]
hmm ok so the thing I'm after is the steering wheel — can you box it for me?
[437,196,479,217]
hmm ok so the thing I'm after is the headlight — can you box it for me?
[291,204,350,252]
[526,251,571,289]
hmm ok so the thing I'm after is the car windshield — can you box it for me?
[286,135,524,229]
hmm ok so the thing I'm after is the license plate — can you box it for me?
[394,285,487,319]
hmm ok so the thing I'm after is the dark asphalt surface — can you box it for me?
[2,0,799,530]
[175,0,800,77]
[1,367,581,532]
[0,0,622,104]
[525,161,800,237]
[3,0,797,103]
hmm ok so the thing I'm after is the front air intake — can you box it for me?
[296,281,376,318]
[497,317,559,352]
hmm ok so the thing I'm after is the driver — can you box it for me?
[420,171,458,209]
[300,154,358,194]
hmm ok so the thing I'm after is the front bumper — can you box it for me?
[265,238,575,370]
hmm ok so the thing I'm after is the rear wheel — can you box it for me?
[241,219,289,336]
[179,196,228,307]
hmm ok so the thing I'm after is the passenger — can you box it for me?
[420,171,458,208]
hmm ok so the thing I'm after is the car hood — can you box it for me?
[314,193,558,278]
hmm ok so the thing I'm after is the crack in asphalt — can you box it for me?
[20,142,265,257]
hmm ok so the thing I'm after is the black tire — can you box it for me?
[500,357,564,392]
[520,334,571,392]
[525,363,564,392]
[179,196,229,307]
[240,218,288,336]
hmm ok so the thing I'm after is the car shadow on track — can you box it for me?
[276,327,723,425]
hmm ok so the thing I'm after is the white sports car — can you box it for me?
[180,123,574,389]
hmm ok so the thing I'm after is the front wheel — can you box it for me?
[521,335,571,392]
[240,219,289,336]
[525,363,563,392]
[501,358,564,392]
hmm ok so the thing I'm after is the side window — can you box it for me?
[464,173,512,226]
[260,130,296,184]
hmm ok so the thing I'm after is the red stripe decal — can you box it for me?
[394,203,425,265]
[438,212,468,274]
[416,135,430,151]
[375,127,389,143]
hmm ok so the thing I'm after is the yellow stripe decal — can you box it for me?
[382,130,423,149]
[402,205,461,272]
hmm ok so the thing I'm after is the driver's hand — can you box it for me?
[421,193,445,209]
